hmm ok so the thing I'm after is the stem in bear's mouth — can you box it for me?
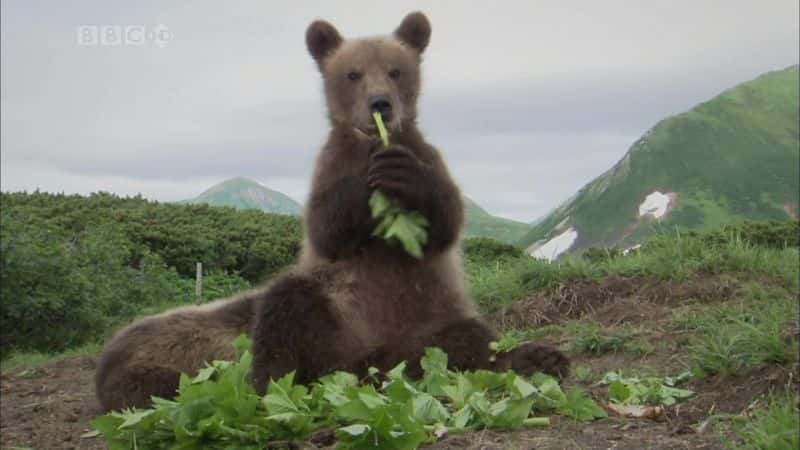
[373,111,390,147]
[369,112,429,259]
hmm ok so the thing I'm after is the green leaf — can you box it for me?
[557,388,607,422]
[489,334,520,353]
[232,333,250,356]
[191,365,216,384]
[602,371,695,406]
[118,409,157,428]
[508,374,537,399]
[367,112,429,259]
[412,393,450,424]
[608,380,631,403]
[338,423,371,437]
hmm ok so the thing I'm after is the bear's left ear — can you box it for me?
[394,11,431,54]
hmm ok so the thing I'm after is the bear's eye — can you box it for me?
[347,71,362,81]
[388,68,401,79]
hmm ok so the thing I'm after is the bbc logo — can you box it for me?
[77,25,173,48]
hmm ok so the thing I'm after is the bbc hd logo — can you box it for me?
[77,24,173,48]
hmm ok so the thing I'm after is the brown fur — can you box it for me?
[94,290,256,411]
[94,12,568,412]
[249,12,569,391]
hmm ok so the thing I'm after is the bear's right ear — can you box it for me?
[306,20,343,67]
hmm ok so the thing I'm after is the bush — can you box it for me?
[581,246,622,264]
[0,212,196,354]
[0,191,303,284]
[462,237,523,265]
[691,220,799,249]
[0,192,303,354]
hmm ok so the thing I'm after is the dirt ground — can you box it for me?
[2,274,796,450]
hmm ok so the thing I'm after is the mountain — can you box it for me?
[182,177,302,215]
[183,177,530,244]
[520,65,800,260]
[463,197,531,244]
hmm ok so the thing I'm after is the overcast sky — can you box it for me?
[2,1,798,221]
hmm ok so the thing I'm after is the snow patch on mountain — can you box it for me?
[530,227,578,262]
[638,191,674,219]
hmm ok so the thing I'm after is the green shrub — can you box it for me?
[0,192,303,354]
[0,191,303,283]
[581,246,623,263]
[462,237,523,265]
[0,212,195,354]
[686,220,799,249]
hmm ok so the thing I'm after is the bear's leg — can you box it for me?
[96,365,181,412]
[364,318,569,379]
[250,275,342,393]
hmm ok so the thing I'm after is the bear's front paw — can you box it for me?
[367,145,432,210]
[503,342,570,379]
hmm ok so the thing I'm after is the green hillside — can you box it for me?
[520,65,800,255]
[182,177,303,215]
[463,197,530,243]
[0,191,302,353]
[184,177,529,244]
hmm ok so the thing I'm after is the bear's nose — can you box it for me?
[369,95,393,121]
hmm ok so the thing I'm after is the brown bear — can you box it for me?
[94,11,568,412]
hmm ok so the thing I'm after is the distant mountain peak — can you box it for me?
[183,177,302,215]
[521,65,799,258]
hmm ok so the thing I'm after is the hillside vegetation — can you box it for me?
[521,65,800,254]
[463,198,531,244]
[0,191,301,354]
[183,177,532,244]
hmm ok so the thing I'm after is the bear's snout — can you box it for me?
[369,95,393,122]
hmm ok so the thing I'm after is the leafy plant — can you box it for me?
[369,112,429,259]
[92,338,605,449]
[489,334,520,354]
[601,371,694,407]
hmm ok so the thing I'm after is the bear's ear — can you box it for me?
[306,20,343,66]
[394,11,431,54]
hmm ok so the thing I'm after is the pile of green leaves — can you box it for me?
[92,337,605,449]
[601,371,695,406]
[369,112,429,259]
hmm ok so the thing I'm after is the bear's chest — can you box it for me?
[322,257,466,345]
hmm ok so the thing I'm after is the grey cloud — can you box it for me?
[1,0,798,222]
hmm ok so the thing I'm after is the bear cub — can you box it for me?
[94,11,568,413]
[248,11,569,389]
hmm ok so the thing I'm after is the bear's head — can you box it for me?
[306,12,431,134]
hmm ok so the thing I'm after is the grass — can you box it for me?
[0,300,189,374]
[730,394,800,450]
[671,284,798,376]
[568,322,633,355]
[471,230,798,311]
[0,341,101,372]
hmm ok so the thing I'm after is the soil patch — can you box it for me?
[1,356,105,450]
[492,275,737,330]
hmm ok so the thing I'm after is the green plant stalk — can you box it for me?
[523,417,550,427]
[369,112,429,258]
